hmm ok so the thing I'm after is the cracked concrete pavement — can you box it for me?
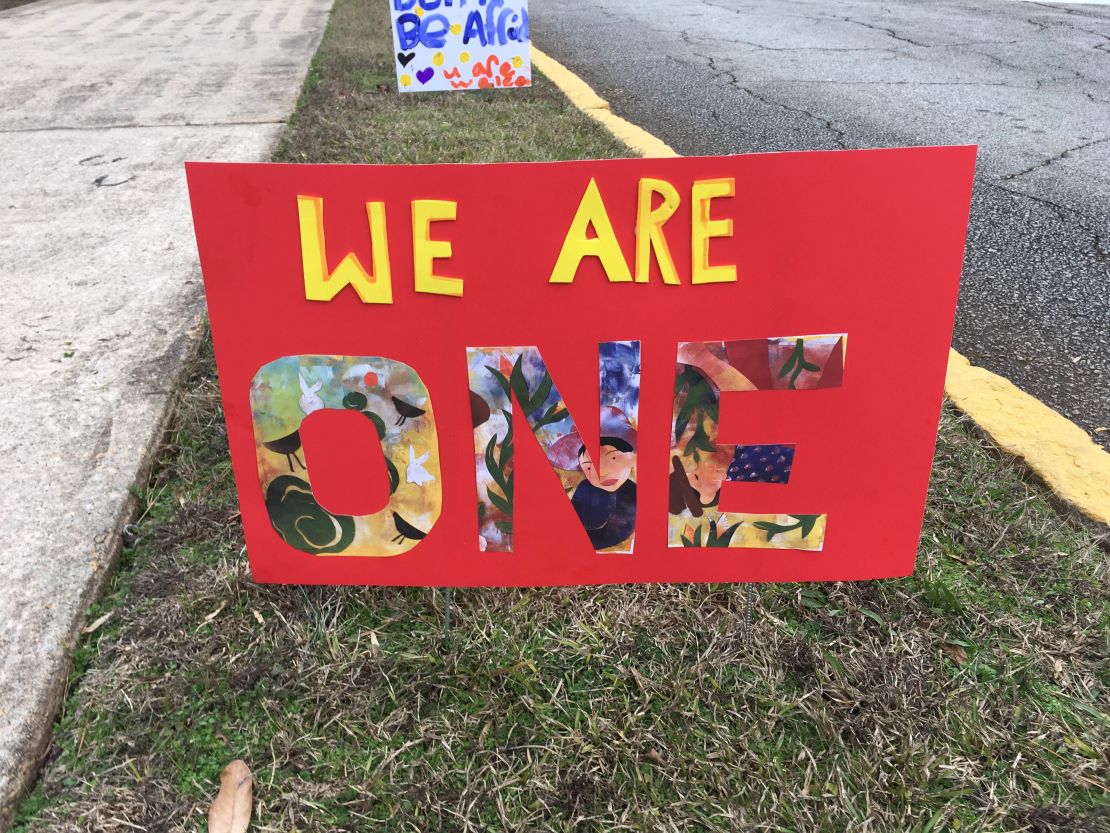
[533,0,1110,447]
[0,0,331,824]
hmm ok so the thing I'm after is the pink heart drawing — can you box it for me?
[416,67,434,84]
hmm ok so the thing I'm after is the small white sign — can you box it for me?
[389,0,531,93]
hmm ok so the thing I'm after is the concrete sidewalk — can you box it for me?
[0,0,331,823]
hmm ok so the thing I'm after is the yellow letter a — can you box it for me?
[549,178,632,284]
[298,195,393,304]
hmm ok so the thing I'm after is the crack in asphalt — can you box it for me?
[992,180,1109,264]
[673,39,1046,89]
[1025,1,1110,21]
[965,48,1041,75]
[696,0,746,17]
[837,16,940,48]
[680,27,899,54]
[1001,136,1110,182]
[675,44,849,148]
[734,78,1023,87]
[738,86,848,149]
[720,77,850,149]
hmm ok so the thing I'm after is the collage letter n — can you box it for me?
[467,342,641,555]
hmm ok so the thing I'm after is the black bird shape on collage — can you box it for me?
[391,511,427,544]
[264,431,303,472]
[392,396,426,425]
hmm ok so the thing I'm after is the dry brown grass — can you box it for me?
[14,1,1109,831]
[15,342,1109,832]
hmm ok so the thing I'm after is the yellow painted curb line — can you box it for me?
[531,45,1110,527]
[945,352,1110,524]
[532,46,679,159]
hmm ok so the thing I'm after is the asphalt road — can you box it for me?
[534,0,1110,447]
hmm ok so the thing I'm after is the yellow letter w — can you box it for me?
[298,195,392,304]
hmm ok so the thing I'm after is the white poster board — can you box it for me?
[389,1,531,93]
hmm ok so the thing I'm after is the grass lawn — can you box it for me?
[13,0,1109,831]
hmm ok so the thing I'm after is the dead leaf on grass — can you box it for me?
[643,748,666,767]
[942,642,968,665]
[82,612,113,634]
[208,759,253,833]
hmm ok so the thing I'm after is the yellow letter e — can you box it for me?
[412,199,463,298]
[691,178,737,285]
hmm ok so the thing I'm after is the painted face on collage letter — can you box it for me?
[578,437,636,492]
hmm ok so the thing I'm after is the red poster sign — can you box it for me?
[186,147,975,586]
